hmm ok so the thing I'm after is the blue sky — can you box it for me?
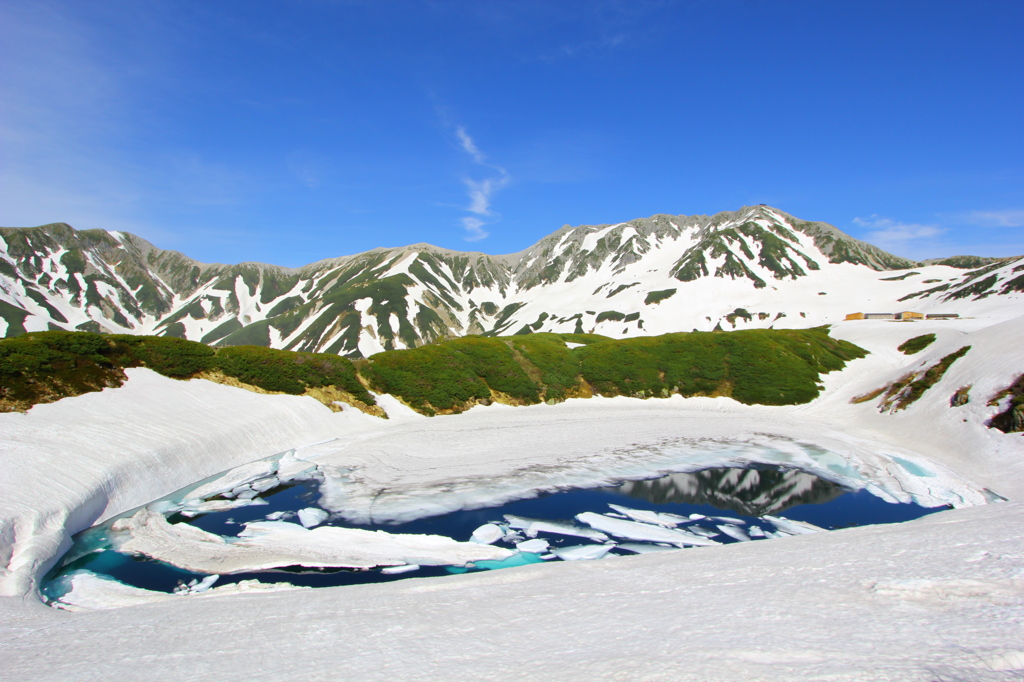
[2,0,1022,267]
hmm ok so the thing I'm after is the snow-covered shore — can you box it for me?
[1,315,1023,679]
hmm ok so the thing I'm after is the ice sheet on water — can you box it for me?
[515,538,550,553]
[576,512,721,546]
[380,564,420,575]
[607,504,682,527]
[763,515,825,535]
[111,508,513,574]
[179,497,268,517]
[187,460,279,501]
[504,515,609,542]
[616,543,680,554]
[551,544,615,561]
[716,524,751,542]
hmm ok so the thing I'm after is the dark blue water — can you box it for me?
[45,466,948,600]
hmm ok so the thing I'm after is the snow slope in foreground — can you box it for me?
[1,315,1023,679]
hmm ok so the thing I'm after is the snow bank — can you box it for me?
[0,368,354,596]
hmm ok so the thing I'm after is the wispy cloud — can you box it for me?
[852,215,945,248]
[956,209,1024,228]
[451,125,508,242]
[455,126,486,165]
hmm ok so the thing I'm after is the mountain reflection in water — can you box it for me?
[608,467,846,516]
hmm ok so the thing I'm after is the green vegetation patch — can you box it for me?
[879,346,972,412]
[595,310,625,323]
[577,327,865,405]
[0,330,372,411]
[987,374,1024,433]
[362,336,540,414]
[215,345,371,402]
[897,333,937,355]
[644,289,676,305]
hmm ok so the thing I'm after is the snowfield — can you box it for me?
[1,313,1023,680]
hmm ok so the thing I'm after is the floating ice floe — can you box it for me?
[616,543,680,554]
[746,525,766,538]
[380,564,420,575]
[504,515,609,542]
[515,538,550,553]
[683,525,720,538]
[469,524,504,545]
[173,574,219,594]
[297,507,329,528]
[762,515,826,536]
[111,508,513,574]
[575,512,721,546]
[607,504,683,527]
[178,497,268,517]
[715,524,751,542]
[551,544,615,561]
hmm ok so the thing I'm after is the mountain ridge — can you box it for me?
[1,205,1021,358]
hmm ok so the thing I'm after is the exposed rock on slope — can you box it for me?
[2,206,1021,357]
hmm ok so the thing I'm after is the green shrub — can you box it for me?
[110,335,215,377]
[214,345,372,403]
[897,334,936,355]
[362,336,538,412]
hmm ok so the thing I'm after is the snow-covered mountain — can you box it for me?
[2,205,1021,357]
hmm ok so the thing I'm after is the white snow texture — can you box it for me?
[1,276,1024,679]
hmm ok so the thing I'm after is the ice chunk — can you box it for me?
[187,459,279,501]
[185,574,219,594]
[265,511,292,521]
[515,538,550,553]
[747,525,767,538]
[616,543,681,554]
[711,516,747,525]
[682,525,720,538]
[607,504,682,527]
[762,515,826,535]
[380,564,420,575]
[112,508,513,574]
[576,512,720,547]
[551,544,614,561]
[716,524,751,542]
[250,476,280,494]
[297,507,330,528]
[504,515,609,542]
[689,514,707,520]
[469,524,504,545]
[178,497,268,517]
[276,451,320,483]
